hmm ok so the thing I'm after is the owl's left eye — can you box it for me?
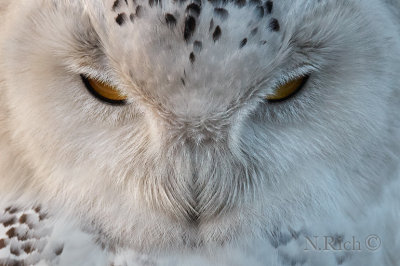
[81,75,128,105]
[266,75,309,102]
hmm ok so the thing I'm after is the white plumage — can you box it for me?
[0,0,399,265]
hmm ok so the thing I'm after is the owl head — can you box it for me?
[0,0,399,251]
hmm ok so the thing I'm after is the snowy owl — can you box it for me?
[0,0,399,265]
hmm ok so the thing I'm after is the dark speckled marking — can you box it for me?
[193,40,202,52]
[109,0,281,50]
[10,245,20,256]
[0,239,6,249]
[235,0,246,7]
[149,0,162,7]
[19,214,27,224]
[269,18,280,32]
[265,0,273,14]
[212,26,221,42]
[184,16,196,41]
[112,0,120,11]
[186,3,201,17]
[165,13,177,26]
[54,245,64,256]
[115,13,127,25]
[214,8,229,21]
[6,207,19,214]
[239,38,247,48]
[39,212,47,221]
[6,227,16,238]
[136,5,143,17]
[189,52,195,63]
[2,217,16,227]
[255,5,264,18]
[22,243,35,254]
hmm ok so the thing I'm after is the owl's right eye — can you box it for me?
[81,75,128,105]
[266,75,309,102]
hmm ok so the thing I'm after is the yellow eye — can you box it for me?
[266,75,309,102]
[81,75,128,105]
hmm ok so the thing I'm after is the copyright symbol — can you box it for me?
[365,235,381,251]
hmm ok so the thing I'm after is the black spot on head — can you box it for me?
[129,13,135,22]
[112,0,120,11]
[239,38,247,48]
[10,245,20,256]
[181,78,186,86]
[136,5,143,17]
[19,214,27,224]
[212,26,222,42]
[255,5,264,18]
[251,27,258,36]
[6,227,16,238]
[186,3,201,17]
[125,0,129,5]
[54,245,64,256]
[17,231,28,241]
[5,207,19,214]
[184,16,196,42]
[189,52,195,63]
[149,0,162,7]
[269,18,280,32]
[234,0,246,8]
[165,13,177,27]
[260,40,267,45]
[22,243,35,254]
[115,13,127,25]
[39,212,47,221]
[214,8,229,21]
[235,0,246,7]
[2,217,15,227]
[193,40,203,52]
[0,239,7,249]
[265,0,273,14]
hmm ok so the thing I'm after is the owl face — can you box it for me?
[0,0,399,250]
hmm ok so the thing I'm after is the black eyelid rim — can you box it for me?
[80,74,128,106]
[266,74,310,103]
